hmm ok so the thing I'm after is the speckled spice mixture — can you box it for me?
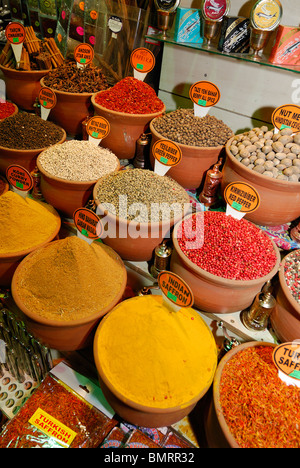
[284,250,300,304]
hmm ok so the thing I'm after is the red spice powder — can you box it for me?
[0,101,15,119]
[177,211,277,280]
[95,77,165,114]
[219,346,300,448]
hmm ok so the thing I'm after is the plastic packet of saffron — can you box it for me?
[0,362,118,448]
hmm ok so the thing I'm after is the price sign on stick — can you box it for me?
[74,43,94,68]
[189,81,221,118]
[39,87,57,121]
[152,139,182,176]
[6,164,34,197]
[130,48,155,82]
[224,181,260,220]
[272,104,300,134]
[85,116,110,146]
[158,271,194,313]
[5,22,26,69]
[73,208,103,245]
[273,342,300,388]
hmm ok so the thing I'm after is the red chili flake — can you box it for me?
[219,346,300,448]
[0,101,15,119]
[177,211,277,280]
[95,77,165,114]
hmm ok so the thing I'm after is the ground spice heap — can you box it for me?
[43,60,108,93]
[0,112,64,150]
[14,237,125,321]
[0,102,16,119]
[177,211,278,280]
[95,169,190,222]
[96,295,217,408]
[152,108,233,147]
[284,250,300,304]
[0,191,59,255]
[38,140,119,182]
[219,346,300,448]
[94,77,165,114]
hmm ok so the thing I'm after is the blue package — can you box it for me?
[173,8,204,44]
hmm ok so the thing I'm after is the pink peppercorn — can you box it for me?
[177,211,277,281]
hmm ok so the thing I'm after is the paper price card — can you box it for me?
[189,81,221,117]
[158,271,194,312]
[224,182,260,220]
[74,43,94,68]
[130,48,155,82]
[85,116,110,145]
[152,139,182,176]
[73,208,103,244]
[273,342,300,388]
[6,165,34,195]
[5,22,25,68]
[272,104,300,134]
[39,87,57,121]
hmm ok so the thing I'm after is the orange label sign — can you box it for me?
[86,116,110,140]
[158,271,194,308]
[224,182,260,213]
[39,87,56,109]
[74,43,94,65]
[273,342,300,381]
[5,22,26,44]
[152,140,182,167]
[6,165,33,192]
[73,208,103,239]
[130,48,155,74]
[272,104,300,133]
[189,81,221,107]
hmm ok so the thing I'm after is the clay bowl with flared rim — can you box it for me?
[205,341,277,448]
[40,77,98,137]
[37,152,120,219]
[0,102,18,121]
[222,136,300,227]
[0,65,50,111]
[0,175,9,196]
[170,212,281,314]
[11,241,127,351]
[0,126,67,176]
[91,92,166,160]
[271,250,300,343]
[93,300,217,428]
[149,119,228,190]
[0,206,61,288]
[93,179,191,262]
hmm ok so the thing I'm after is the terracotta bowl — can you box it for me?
[93,179,191,262]
[170,213,281,314]
[11,242,127,351]
[37,152,120,219]
[0,175,9,196]
[0,208,61,288]
[40,77,96,137]
[0,102,18,121]
[149,119,227,190]
[271,250,300,343]
[91,93,166,159]
[0,127,67,176]
[205,341,277,448]
[222,136,300,226]
[0,66,50,110]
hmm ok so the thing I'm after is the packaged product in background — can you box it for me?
[269,25,300,65]
[218,16,250,53]
[173,8,204,44]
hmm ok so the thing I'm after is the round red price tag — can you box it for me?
[130,48,155,74]
[39,87,57,110]
[74,43,94,65]
[86,116,110,140]
[6,165,34,192]
[152,139,182,167]
[158,271,194,308]
[189,81,221,108]
[5,22,26,44]
[73,208,103,239]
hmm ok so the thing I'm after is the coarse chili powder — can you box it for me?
[0,101,15,119]
[95,77,165,114]
[177,211,277,280]
[219,346,300,448]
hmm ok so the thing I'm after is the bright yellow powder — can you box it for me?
[0,191,60,254]
[96,295,218,408]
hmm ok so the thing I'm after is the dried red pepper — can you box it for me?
[0,102,15,119]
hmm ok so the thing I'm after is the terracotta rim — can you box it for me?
[11,240,127,327]
[225,136,300,190]
[0,126,67,154]
[91,92,166,119]
[172,212,281,288]
[40,77,101,97]
[213,341,277,448]
[278,250,300,315]
[93,296,217,414]
[0,64,51,76]
[0,175,9,195]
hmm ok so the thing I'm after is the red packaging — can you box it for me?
[269,25,300,65]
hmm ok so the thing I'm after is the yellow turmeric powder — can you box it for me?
[0,191,60,255]
[95,295,218,408]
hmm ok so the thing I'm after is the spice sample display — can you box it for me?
[0,102,16,120]
[42,60,108,93]
[229,126,300,181]
[283,250,300,304]
[0,373,116,448]
[95,169,190,222]
[0,191,60,255]
[95,295,217,408]
[38,141,119,182]
[0,112,65,150]
[13,237,125,322]
[219,345,300,448]
[94,77,165,114]
[151,109,233,147]
[177,211,278,280]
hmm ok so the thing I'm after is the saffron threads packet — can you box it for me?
[0,362,117,448]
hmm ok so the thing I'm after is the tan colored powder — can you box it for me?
[15,237,126,321]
